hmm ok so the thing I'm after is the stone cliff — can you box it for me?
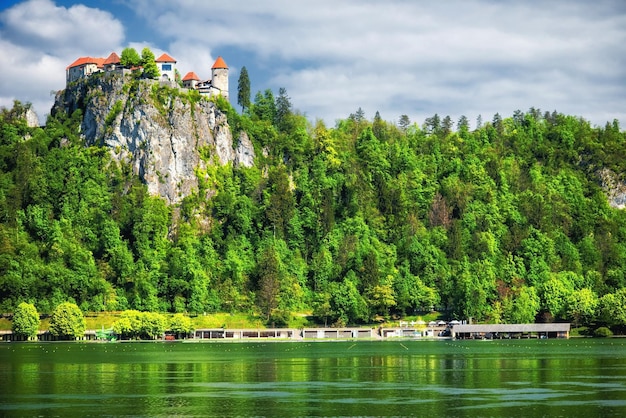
[598,168,626,209]
[52,72,254,204]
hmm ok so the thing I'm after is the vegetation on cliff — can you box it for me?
[1,90,626,331]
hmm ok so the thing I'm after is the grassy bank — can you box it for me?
[1,311,443,332]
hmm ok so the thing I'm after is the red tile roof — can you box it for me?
[156,53,176,63]
[66,56,105,70]
[103,52,121,65]
[211,56,228,69]
[182,71,201,81]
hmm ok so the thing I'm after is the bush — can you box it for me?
[112,310,167,340]
[12,302,40,340]
[594,326,613,338]
[49,302,86,340]
[169,313,194,339]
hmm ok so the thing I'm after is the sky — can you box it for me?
[1,0,625,128]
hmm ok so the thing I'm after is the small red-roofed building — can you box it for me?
[66,56,105,84]
[156,53,177,81]
[103,52,121,71]
[65,51,229,102]
[182,71,201,89]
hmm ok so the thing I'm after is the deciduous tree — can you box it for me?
[141,48,159,79]
[169,313,194,339]
[49,302,86,340]
[12,302,39,340]
[120,47,141,68]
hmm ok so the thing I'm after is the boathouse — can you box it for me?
[451,323,570,339]
[194,328,298,340]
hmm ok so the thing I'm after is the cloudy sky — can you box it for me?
[1,0,625,128]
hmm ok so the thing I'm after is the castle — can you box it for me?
[66,52,229,99]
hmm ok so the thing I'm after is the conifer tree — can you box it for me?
[237,66,251,112]
[398,114,410,132]
[275,87,292,131]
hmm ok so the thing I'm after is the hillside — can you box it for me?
[1,83,626,330]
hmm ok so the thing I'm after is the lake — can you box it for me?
[1,338,625,417]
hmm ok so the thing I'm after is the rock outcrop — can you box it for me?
[24,107,40,128]
[598,168,626,209]
[52,72,254,204]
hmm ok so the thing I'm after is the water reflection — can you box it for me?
[1,340,625,416]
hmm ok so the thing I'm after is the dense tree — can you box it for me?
[2,97,626,329]
[141,311,167,339]
[566,288,598,326]
[141,48,159,79]
[598,289,626,327]
[252,89,276,123]
[49,302,86,340]
[120,47,141,68]
[457,115,470,134]
[275,87,292,132]
[112,310,143,339]
[12,302,39,340]
[112,310,166,339]
[398,114,411,132]
[503,286,540,323]
[237,66,251,112]
[256,244,281,321]
[169,313,194,338]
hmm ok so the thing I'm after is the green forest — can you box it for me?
[1,89,626,331]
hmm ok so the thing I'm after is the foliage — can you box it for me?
[141,48,160,79]
[237,66,251,112]
[12,302,39,339]
[2,97,626,327]
[598,288,626,327]
[112,310,167,339]
[120,47,141,68]
[49,302,86,339]
[593,326,613,337]
[169,313,194,338]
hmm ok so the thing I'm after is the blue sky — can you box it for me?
[1,0,625,128]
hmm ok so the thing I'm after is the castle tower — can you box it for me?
[211,56,229,100]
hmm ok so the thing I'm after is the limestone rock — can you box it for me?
[52,73,246,204]
[234,131,255,168]
[24,107,40,128]
[598,168,626,209]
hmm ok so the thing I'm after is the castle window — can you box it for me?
[161,64,172,71]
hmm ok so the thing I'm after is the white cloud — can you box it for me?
[2,0,625,127]
[165,40,218,82]
[0,0,125,121]
[122,0,626,126]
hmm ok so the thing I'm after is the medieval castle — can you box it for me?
[66,52,229,99]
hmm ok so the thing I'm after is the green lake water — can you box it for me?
[1,338,625,417]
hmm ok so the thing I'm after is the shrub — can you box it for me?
[49,302,86,340]
[113,310,167,340]
[594,326,613,338]
[169,313,194,339]
[12,302,40,340]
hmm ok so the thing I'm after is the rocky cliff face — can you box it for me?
[598,168,626,209]
[52,72,254,204]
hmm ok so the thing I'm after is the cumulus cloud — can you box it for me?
[0,0,124,120]
[124,0,626,126]
[1,0,625,127]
